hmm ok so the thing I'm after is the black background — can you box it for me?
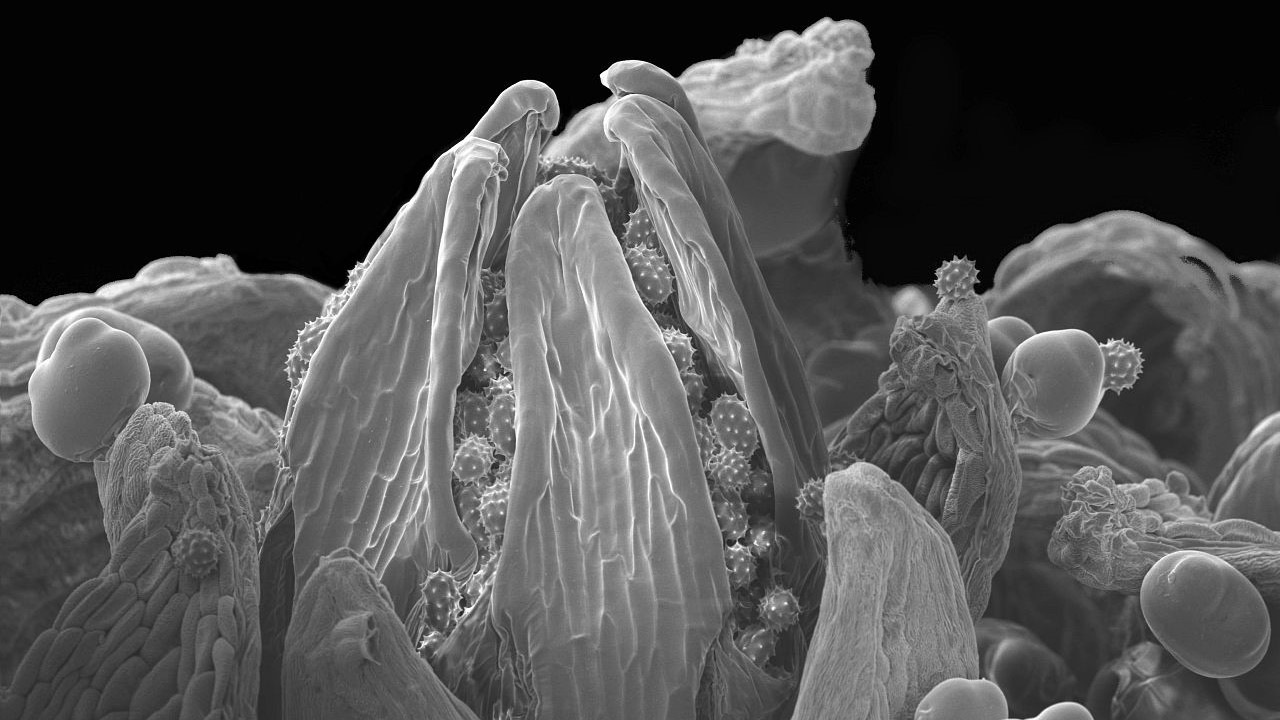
[9,12,1278,304]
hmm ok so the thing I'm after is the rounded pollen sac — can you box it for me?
[1001,328,1106,440]
[1099,338,1144,394]
[37,306,195,411]
[623,244,675,306]
[710,447,751,492]
[623,204,658,248]
[758,585,800,632]
[173,524,222,579]
[933,255,980,302]
[419,569,462,635]
[725,542,756,589]
[452,434,495,485]
[710,393,759,456]
[455,389,490,439]
[736,625,778,669]
[987,315,1037,375]
[662,326,696,373]
[914,677,1009,720]
[29,316,152,463]
[1139,549,1270,678]
[479,480,510,542]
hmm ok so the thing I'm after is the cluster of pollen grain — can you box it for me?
[736,625,778,668]
[487,381,518,458]
[419,569,463,636]
[710,393,760,456]
[682,371,706,413]
[624,244,676,306]
[933,255,979,302]
[622,205,658,248]
[455,390,490,438]
[173,524,221,579]
[479,480,510,543]
[758,586,801,632]
[452,434,496,485]
[709,447,751,493]
[713,491,750,541]
[747,520,777,557]
[725,543,757,589]
[662,327,697,373]
[1100,338,1144,394]
[796,477,826,527]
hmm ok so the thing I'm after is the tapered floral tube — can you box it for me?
[487,174,730,718]
[603,91,829,585]
[283,136,506,590]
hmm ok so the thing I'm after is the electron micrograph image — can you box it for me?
[3,13,1278,720]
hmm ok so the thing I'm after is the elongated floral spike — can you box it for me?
[710,393,759,456]
[624,244,675,306]
[452,434,495,485]
[1100,338,1143,394]
[758,586,801,632]
[934,255,979,302]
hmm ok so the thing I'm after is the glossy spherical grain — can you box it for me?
[1002,329,1105,440]
[987,316,1036,375]
[914,677,1008,719]
[1140,550,1271,678]
[28,317,151,462]
[1025,701,1095,719]
[38,306,194,410]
